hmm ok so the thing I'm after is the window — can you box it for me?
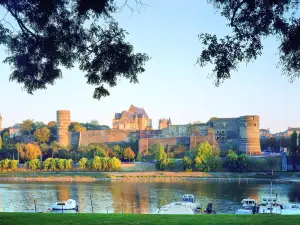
[216,130,220,134]
[216,136,219,140]
[221,130,225,134]
[221,136,226,140]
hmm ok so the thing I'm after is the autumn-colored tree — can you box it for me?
[34,127,51,144]
[123,147,135,162]
[20,119,34,135]
[18,143,42,161]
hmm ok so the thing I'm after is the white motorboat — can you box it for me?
[281,203,300,215]
[157,194,201,215]
[235,198,257,214]
[258,196,282,214]
[50,199,78,212]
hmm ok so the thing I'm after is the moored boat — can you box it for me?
[235,198,257,214]
[157,194,201,215]
[49,199,78,212]
[257,196,282,214]
[281,203,300,215]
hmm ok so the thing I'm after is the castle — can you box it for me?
[56,105,261,155]
[112,105,152,131]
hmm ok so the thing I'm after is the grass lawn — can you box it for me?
[0,213,300,225]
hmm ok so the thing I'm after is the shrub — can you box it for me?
[27,159,42,171]
[43,158,52,170]
[1,159,10,169]
[66,159,73,169]
[109,157,121,171]
[223,150,238,172]
[10,160,18,170]
[79,158,88,169]
[58,159,66,170]
[92,156,102,170]
[182,157,193,172]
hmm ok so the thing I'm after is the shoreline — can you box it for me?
[0,171,298,183]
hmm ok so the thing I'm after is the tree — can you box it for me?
[155,145,167,161]
[224,150,238,172]
[20,119,33,135]
[113,145,123,159]
[34,127,51,144]
[290,131,298,171]
[50,141,61,158]
[69,122,87,132]
[0,0,149,99]
[123,147,135,162]
[198,1,300,85]
[18,143,42,161]
[172,144,187,158]
[0,136,2,150]
[195,141,220,172]
[33,121,46,131]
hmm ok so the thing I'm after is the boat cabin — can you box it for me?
[241,198,257,207]
[182,194,196,203]
[260,196,280,205]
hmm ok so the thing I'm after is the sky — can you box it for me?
[0,0,299,133]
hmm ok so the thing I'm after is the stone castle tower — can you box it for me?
[158,118,172,130]
[57,110,71,146]
[239,115,261,155]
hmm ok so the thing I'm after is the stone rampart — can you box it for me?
[78,130,130,146]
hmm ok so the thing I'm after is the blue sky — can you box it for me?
[0,0,299,133]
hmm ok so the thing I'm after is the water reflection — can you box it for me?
[0,180,299,214]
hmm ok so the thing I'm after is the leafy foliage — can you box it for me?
[198,1,300,85]
[182,156,193,172]
[79,157,88,169]
[34,127,51,143]
[0,0,149,99]
[17,143,42,161]
[20,120,34,135]
[123,147,135,162]
[26,159,42,171]
[224,150,249,172]
[69,122,87,132]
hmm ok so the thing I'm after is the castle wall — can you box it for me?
[139,137,190,152]
[78,130,130,146]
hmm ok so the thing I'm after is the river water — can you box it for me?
[1,180,300,214]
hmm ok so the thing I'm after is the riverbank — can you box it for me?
[0,213,300,225]
[0,171,299,182]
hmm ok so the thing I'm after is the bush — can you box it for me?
[58,159,66,170]
[27,159,42,171]
[224,151,249,172]
[223,150,238,172]
[1,159,10,169]
[109,157,121,171]
[79,158,88,169]
[182,157,193,172]
[10,160,18,170]
[66,159,73,169]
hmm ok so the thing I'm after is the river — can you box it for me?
[0,180,300,214]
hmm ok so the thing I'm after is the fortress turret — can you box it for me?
[238,115,261,155]
[57,110,71,146]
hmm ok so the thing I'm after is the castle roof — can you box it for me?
[115,105,150,122]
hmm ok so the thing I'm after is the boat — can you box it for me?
[235,198,257,214]
[157,194,202,215]
[49,199,78,212]
[281,203,300,215]
[257,196,282,214]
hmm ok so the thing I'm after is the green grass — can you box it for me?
[0,213,300,225]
